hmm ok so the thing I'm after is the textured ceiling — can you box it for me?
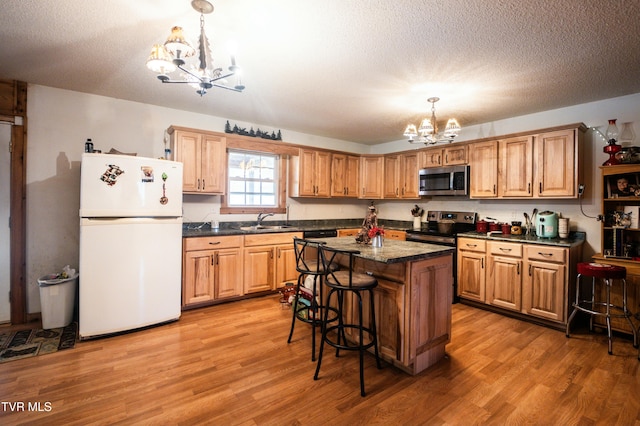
[1,0,639,145]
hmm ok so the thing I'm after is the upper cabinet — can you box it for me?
[420,145,468,168]
[535,129,581,198]
[500,135,534,197]
[331,153,360,197]
[169,126,227,194]
[384,153,419,199]
[469,124,585,199]
[288,148,332,197]
[359,155,384,199]
[469,141,499,198]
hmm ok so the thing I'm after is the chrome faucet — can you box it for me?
[257,212,275,226]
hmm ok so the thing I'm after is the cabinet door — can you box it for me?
[444,145,468,165]
[200,134,226,194]
[275,243,298,289]
[420,148,442,168]
[384,155,400,198]
[359,156,384,199]
[214,248,243,299]
[535,129,576,198]
[469,141,498,198]
[486,255,522,311]
[400,153,419,198]
[457,251,485,302]
[522,260,565,321]
[374,278,405,363]
[174,131,201,193]
[315,150,332,197]
[297,149,317,196]
[500,135,533,197]
[182,249,215,307]
[243,246,274,293]
[345,155,360,197]
[331,153,347,197]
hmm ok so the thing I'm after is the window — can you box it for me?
[221,150,286,214]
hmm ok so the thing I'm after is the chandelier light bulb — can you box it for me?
[404,97,461,145]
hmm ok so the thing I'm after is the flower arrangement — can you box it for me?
[411,205,424,217]
[368,226,385,239]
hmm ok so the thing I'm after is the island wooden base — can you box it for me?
[332,253,453,375]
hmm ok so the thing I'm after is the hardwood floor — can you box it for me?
[1,296,639,425]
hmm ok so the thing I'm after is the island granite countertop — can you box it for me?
[309,236,454,264]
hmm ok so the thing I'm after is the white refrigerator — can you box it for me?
[79,153,183,339]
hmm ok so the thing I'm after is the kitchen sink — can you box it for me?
[238,225,293,231]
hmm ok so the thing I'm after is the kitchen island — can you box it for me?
[311,237,454,375]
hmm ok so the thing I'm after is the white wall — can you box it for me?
[24,84,640,313]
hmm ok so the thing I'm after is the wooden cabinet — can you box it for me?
[182,236,243,309]
[289,149,332,197]
[420,145,468,168]
[384,230,406,241]
[499,135,534,197]
[469,140,499,198]
[384,153,419,199]
[535,129,580,198]
[359,155,384,199]
[243,232,302,293]
[523,245,566,322]
[486,241,523,311]
[457,237,486,302]
[169,126,226,194]
[331,153,359,197]
[458,235,582,327]
[469,125,585,199]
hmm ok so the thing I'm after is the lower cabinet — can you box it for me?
[486,241,522,312]
[457,238,486,302]
[243,232,302,294]
[182,236,243,309]
[457,236,582,326]
[522,245,566,322]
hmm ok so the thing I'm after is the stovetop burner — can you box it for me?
[407,210,476,237]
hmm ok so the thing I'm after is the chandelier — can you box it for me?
[146,0,244,96]
[403,97,461,145]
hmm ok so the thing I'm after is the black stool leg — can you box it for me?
[368,288,382,370]
[314,288,335,381]
[287,274,304,344]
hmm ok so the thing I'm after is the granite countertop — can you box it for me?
[182,219,413,238]
[308,237,454,264]
[457,231,586,248]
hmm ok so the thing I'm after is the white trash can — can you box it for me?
[38,272,79,329]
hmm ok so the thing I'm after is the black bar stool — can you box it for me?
[314,245,382,397]
[287,237,338,361]
[566,262,638,354]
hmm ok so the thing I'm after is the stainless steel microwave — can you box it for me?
[419,165,469,196]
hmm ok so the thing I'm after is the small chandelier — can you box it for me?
[403,97,461,145]
[146,0,244,96]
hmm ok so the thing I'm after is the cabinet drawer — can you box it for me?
[457,238,486,252]
[184,235,243,251]
[385,230,406,241]
[524,245,566,263]
[488,241,522,257]
[338,228,360,237]
[243,232,303,247]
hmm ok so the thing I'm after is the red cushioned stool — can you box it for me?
[566,262,638,354]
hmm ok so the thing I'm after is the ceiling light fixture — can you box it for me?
[403,97,461,145]
[146,0,244,96]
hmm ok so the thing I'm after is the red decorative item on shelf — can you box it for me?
[603,119,621,166]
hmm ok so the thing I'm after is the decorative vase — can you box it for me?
[603,119,621,166]
[371,235,383,248]
[413,216,422,229]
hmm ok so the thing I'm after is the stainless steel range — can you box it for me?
[405,210,476,303]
